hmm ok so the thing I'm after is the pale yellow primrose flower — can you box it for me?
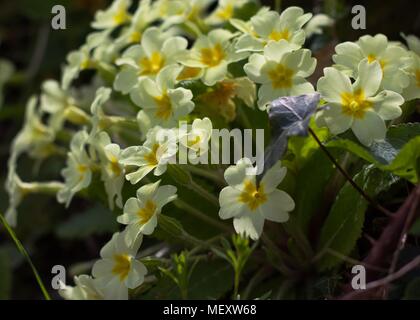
[316,61,404,146]
[131,65,195,135]
[244,40,316,109]
[232,7,312,53]
[198,77,256,121]
[402,53,420,101]
[40,80,90,132]
[62,47,91,90]
[402,34,420,101]
[153,0,214,30]
[4,174,63,227]
[117,180,177,238]
[304,14,334,38]
[206,0,249,25]
[4,174,26,227]
[114,27,188,94]
[179,117,213,162]
[333,34,411,94]
[403,34,420,55]
[115,0,156,46]
[10,96,55,159]
[61,29,110,90]
[219,159,294,240]
[6,97,57,225]
[92,0,132,30]
[179,29,248,86]
[92,231,147,300]
[57,130,92,207]
[95,132,125,210]
[89,87,112,139]
[59,275,104,300]
[119,126,178,184]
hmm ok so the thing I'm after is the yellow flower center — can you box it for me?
[139,52,165,75]
[108,157,122,176]
[416,69,420,88]
[216,4,234,20]
[187,135,201,148]
[78,164,88,174]
[367,54,386,70]
[177,67,202,81]
[238,180,268,211]
[112,254,131,281]
[268,29,290,41]
[187,5,200,22]
[341,89,372,119]
[198,81,237,121]
[77,164,89,182]
[137,200,157,224]
[130,30,142,43]
[31,124,48,139]
[206,81,237,105]
[80,59,90,70]
[200,43,225,67]
[268,64,294,89]
[143,144,160,166]
[154,94,172,120]
[113,8,130,25]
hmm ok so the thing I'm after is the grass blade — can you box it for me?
[0,212,51,300]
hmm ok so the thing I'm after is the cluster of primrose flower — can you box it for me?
[4,0,420,300]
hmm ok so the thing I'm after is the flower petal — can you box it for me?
[317,67,352,104]
[353,59,382,97]
[125,260,147,289]
[233,213,264,240]
[351,110,386,146]
[371,90,403,120]
[260,161,286,192]
[219,187,245,219]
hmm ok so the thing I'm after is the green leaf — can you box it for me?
[138,259,233,300]
[0,249,12,299]
[287,121,329,171]
[187,259,233,299]
[294,148,337,232]
[154,215,186,242]
[317,166,399,270]
[327,123,420,183]
[55,205,118,239]
[154,215,208,248]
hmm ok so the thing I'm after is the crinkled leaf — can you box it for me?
[137,259,233,300]
[317,165,400,270]
[294,148,338,232]
[262,93,320,177]
[327,123,420,183]
[155,214,185,242]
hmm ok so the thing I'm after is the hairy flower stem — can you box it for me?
[188,180,220,207]
[275,0,282,12]
[186,165,226,187]
[174,199,231,232]
[233,271,240,299]
[308,127,392,217]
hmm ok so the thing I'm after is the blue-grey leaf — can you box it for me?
[260,93,320,179]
